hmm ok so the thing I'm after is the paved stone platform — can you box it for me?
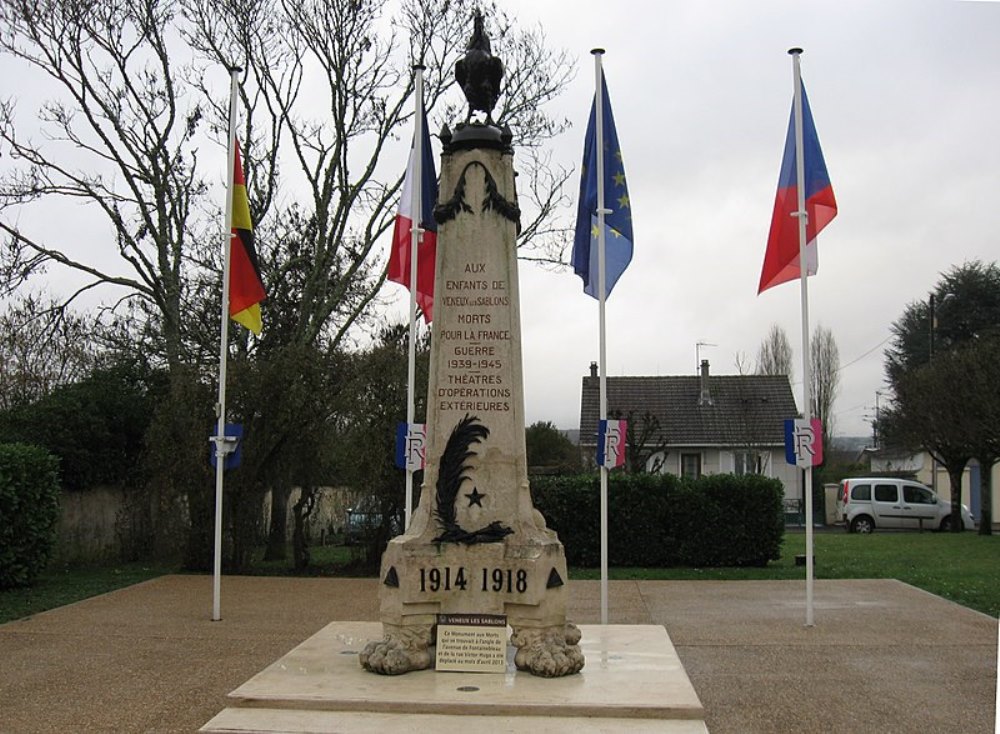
[0,576,996,732]
[201,622,706,732]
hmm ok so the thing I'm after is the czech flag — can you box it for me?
[388,108,438,322]
[229,140,266,334]
[758,82,837,294]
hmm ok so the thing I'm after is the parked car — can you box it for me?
[839,477,975,533]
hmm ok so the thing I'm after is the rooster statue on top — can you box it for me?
[455,10,503,126]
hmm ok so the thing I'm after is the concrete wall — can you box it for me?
[53,484,365,565]
[53,486,125,564]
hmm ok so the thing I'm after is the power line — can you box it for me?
[836,334,892,373]
[788,334,892,388]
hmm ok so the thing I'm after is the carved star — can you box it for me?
[466,487,485,507]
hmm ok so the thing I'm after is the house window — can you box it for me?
[681,452,702,480]
[734,451,764,476]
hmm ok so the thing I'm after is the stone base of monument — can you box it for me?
[200,621,708,733]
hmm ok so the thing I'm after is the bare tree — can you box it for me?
[1,1,574,358]
[0,0,575,567]
[810,323,840,446]
[182,0,576,352]
[755,323,793,380]
[0,0,206,371]
[0,294,97,411]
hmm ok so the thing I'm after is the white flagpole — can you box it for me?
[212,66,241,622]
[405,65,425,530]
[789,47,815,628]
[592,48,610,627]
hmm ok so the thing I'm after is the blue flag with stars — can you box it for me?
[572,74,633,299]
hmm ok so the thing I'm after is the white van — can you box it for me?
[839,477,975,533]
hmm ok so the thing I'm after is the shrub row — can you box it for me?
[531,472,784,568]
[0,443,61,589]
[0,361,159,492]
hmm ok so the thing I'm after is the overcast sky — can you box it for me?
[5,1,999,441]
[458,0,1000,439]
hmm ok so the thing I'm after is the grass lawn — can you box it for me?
[571,529,1000,618]
[0,563,172,625]
[251,544,359,575]
[2,530,998,624]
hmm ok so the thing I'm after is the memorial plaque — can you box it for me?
[434,614,507,673]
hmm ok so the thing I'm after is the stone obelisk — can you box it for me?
[361,12,584,679]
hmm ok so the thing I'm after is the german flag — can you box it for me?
[229,140,266,334]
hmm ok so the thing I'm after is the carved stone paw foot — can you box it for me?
[359,624,434,675]
[510,623,585,678]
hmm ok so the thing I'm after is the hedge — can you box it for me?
[531,472,784,568]
[0,443,61,589]
[0,361,160,492]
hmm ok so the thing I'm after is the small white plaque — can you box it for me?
[435,614,507,673]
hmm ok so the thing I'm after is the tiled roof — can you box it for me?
[579,372,799,447]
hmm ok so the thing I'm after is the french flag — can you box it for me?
[758,82,837,294]
[388,108,439,321]
[597,419,627,470]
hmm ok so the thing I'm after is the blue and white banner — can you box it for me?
[209,423,243,470]
[784,418,824,468]
[395,422,427,471]
[597,419,627,469]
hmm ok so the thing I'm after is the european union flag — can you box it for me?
[572,74,633,299]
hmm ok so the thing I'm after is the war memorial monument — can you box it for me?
[202,13,705,732]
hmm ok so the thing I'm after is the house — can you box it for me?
[578,359,802,501]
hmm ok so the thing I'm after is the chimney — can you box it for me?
[589,361,598,378]
[699,359,713,406]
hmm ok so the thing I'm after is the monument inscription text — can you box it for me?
[402,561,541,604]
[437,257,513,414]
[435,613,508,674]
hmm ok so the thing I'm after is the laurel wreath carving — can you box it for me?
[433,160,521,232]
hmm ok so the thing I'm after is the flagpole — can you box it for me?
[405,65,425,530]
[212,66,241,622]
[789,47,815,628]
[591,48,610,627]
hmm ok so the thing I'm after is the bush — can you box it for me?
[0,443,61,589]
[0,360,162,492]
[532,472,784,568]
